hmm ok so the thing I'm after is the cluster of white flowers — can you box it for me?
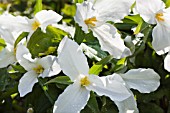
[0,0,168,113]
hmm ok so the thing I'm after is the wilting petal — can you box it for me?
[16,44,36,71]
[58,37,89,81]
[136,0,165,24]
[79,43,101,61]
[18,70,38,97]
[92,24,131,59]
[87,74,131,101]
[53,81,90,113]
[164,52,170,72]
[38,55,61,78]
[152,23,170,55]
[0,47,16,68]
[91,0,134,22]
[121,68,160,93]
[35,10,62,32]
[115,91,139,113]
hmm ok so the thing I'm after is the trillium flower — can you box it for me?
[0,10,62,40]
[74,1,134,59]
[53,37,131,113]
[16,45,61,97]
[136,0,170,55]
[27,10,62,32]
[107,68,160,113]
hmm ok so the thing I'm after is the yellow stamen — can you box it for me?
[80,76,90,86]
[84,17,97,27]
[155,13,164,22]
[33,65,44,74]
[32,21,40,31]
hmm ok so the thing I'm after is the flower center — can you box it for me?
[80,76,90,86]
[33,65,44,74]
[155,13,164,22]
[32,21,40,31]
[84,17,97,27]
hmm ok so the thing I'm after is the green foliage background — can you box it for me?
[0,0,170,113]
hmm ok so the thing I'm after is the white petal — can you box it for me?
[121,68,160,93]
[0,13,30,32]
[0,27,15,45]
[53,82,90,113]
[74,2,96,33]
[38,55,61,78]
[136,0,165,24]
[152,23,170,55]
[114,91,139,113]
[16,44,36,71]
[0,47,16,68]
[164,52,170,72]
[58,37,89,81]
[92,24,131,59]
[87,74,131,101]
[18,70,38,97]
[92,0,134,22]
[35,10,62,32]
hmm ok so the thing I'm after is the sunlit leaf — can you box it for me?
[89,55,113,75]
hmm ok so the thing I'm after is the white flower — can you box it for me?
[107,68,160,113]
[53,37,131,113]
[136,0,170,55]
[16,44,61,97]
[0,10,62,40]
[74,1,133,59]
[27,10,62,33]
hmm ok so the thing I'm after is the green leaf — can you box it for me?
[27,26,65,58]
[74,0,84,3]
[139,103,164,113]
[134,21,143,34]
[61,4,76,16]
[14,32,28,48]
[11,64,26,73]
[87,92,100,113]
[125,15,142,24]
[74,24,86,44]
[166,0,170,7]
[34,0,42,15]
[125,15,143,34]
[26,84,52,113]
[89,55,113,75]
[45,76,72,85]
[0,68,9,91]
[0,38,6,51]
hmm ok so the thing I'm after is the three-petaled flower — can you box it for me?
[74,0,134,59]
[16,44,61,97]
[53,37,131,113]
